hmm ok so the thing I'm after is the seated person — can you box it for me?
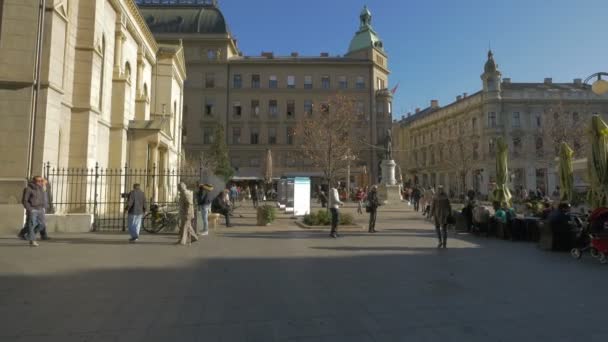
[211,190,233,227]
[540,200,553,219]
[493,201,507,224]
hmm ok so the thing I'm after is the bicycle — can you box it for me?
[142,204,180,234]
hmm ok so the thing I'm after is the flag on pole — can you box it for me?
[391,82,400,95]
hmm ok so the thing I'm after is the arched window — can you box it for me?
[99,36,106,110]
[125,62,131,82]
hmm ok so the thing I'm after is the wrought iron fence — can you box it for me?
[44,162,203,232]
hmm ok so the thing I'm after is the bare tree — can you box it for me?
[297,93,360,186]
[440,139,477,194]
[539,102,587,164]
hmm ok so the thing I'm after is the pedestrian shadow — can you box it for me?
[0,236,176,246]
[309,246,463,252]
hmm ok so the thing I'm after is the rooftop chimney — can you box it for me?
[574,78,582,86]
[261,51,274,58]
[290,52,299,57]
[415,108,421,114]
[320,52,329,57]
[503,78,511,84]
[430,100,439,109]
[544,78,553,84]
[463,93,468,98]
[456,95,463,101]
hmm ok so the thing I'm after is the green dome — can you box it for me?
[348,6,383,54]
[138,5,230,34]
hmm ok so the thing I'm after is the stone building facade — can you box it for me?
[137,0,392,184]
[0,0,185,231]
[395,51,608,197]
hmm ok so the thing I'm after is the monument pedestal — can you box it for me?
[379,159,401,205]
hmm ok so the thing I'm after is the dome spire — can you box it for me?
[484,49,498,74]
[360,5,372,30]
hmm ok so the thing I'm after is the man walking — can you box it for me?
[431,186,452,248]
[367,185,380,233]
[125,183,146,243]
[411,186,421,212]
[251,184,260,208]
[21,176,46,247]
[19,177,52,241]
[329,181,343,238]
[177,182,198,245]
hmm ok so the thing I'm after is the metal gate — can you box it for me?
[44,162,202,232]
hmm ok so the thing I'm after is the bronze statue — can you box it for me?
[384,129,393,160]
[177,182,198,245]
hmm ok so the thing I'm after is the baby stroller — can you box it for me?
[571,208,608,264]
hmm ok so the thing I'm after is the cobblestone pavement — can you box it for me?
[1,202,607,341]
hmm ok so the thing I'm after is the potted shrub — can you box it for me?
[257,205,277,226]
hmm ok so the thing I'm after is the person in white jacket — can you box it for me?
[329,182,344,238]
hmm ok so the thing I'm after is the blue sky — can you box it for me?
[218,0,608,119]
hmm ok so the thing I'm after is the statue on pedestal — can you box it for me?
[384,129,392,160]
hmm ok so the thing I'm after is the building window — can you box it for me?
[511,112,520,128]
[376,102,384,116]
[459,121,464,135]
[233,101,242,117]
[250,127,259,145]
[572,112,579,122]
[268,127,277,145]
[487,112,497,128]
[535,137,544,157]
[251,99,260,117]
[203,127,215,144]
[376,55,384,65]
[388,102,392,115]
[250,158,260,167]
[287,75,296,88]
[204,98,215,116]
[269,75,278,88]
[472,117,477,132]
[207,49,217,60]
[232,127,241,145]
[233,74,242,88]
[269,100,278,118]
[205,72,215,88]
[304,100,313,116]
[251,74,260,88]
[536,114,542,128]
[473,142,479,160]
[339,76,347,89]
[321,75,330,89]
[286,127,295,145]
[377,77,385,90]
[513,137,522,157]
[489,138,496,154]
[304,75,313,89]
[286,100,295,118]
[356,76,365,89]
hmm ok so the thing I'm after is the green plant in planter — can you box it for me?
[302,211,354,226]
[257,205,277,225]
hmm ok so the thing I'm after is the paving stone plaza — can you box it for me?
[1,203,607,342]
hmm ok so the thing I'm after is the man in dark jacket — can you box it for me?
[367,185,380,233]
[21,176,46,247]
[411,187,421,212]
[251,184,260,208]
[19,177,52,241]
[125,183,146,243]
[212,190,233,227]
[431,186,452,248]
[196,183,213,235]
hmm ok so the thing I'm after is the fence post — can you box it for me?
[44,161,50,180]
[93,162,99,232]
[152,163,157,205]
[122,164,128,232]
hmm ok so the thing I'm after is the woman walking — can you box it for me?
[367,185,380,233]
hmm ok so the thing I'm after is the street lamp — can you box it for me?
[584,72,608,95]
[342,150,356,200]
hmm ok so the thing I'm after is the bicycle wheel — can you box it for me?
[143,213,166,234]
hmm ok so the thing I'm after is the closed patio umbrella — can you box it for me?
[558,142,574,204]
[587,115,608,209]
[493,137,512,206]
[264,149,273,184]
